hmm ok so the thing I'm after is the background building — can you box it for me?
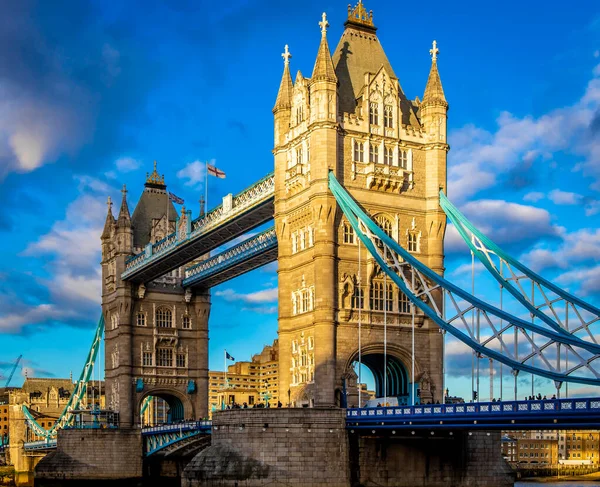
[209,340,279,411]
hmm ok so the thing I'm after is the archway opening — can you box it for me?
[140,393,185,425]
[352,353,410,405]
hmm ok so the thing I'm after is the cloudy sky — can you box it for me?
[0,0,599,401]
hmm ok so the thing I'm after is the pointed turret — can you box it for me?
[273,45,293,113]
[311,13,336,82]
[422,40,447,108]
[102,196,115,240]
[117,184,131,228]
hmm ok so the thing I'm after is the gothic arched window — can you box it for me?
[353,141,364,162]
[376,215,393,238]
[369,102,379,125]
[384,146,393,165]
[343,221,355,244]
[156,307,173,328]
[384,105,393,128]
[136,312,146,327]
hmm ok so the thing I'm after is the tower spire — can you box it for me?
[311,12,336,82]
[422,40,447,107]
[117,184,131,227]
[101,196,115,239]
[273,45,293,112]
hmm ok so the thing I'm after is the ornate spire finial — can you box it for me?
[121,184,127,198]
[282,44,292,66]
[430,40,439,62]
[145,160,166,187]
[319,12,329,36]
[347,0,374,27]
[106,196,113,211]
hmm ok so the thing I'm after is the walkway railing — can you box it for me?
[123,173,274,279]
[347,397,600,430]
[183,227,277,287]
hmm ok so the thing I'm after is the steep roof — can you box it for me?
[131,162,176,249]
[273,45,293,112]
[422,59,447,106]
[331,6,396,114]
[312,29,336,82]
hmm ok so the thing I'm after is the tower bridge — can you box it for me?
[13,2,600,486]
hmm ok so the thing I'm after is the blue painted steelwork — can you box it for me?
[23,439,57,451]
[346,397,600,430]
[122,172,275,283]
[143,420,212,456]
[328,172,600,386]
[183,227,277,288]
[22,314,105,439]
[440,191,600,343]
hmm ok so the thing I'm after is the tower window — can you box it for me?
[176,353,186,368]
[353,141,364,162]
[343,222,355,244]
[370,281,384,311]
[156,307,173,328]
[136,312,146,327]
[157,348,173,367]
[399,150,409,169]
[352,286,364,309]
[182,316,191,329]
[296,147,303,165]
[376,216,393,238]
[142,352,153,366]
[399,291,411,314]
[369,102,379,125]
[369,144,379,164]
[384,105,393,128]
[296,106,304,125]
[408,232,420,253]
[384,146,393,165]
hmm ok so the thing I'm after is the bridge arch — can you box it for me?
[138,388,193,425]
[343,343,423,405]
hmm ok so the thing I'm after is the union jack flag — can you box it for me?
[168,192,184,205]
[207,164,226,179]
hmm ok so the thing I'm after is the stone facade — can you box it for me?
[101,164,210,427]
[273,2,448,407]
[183,408,349,487]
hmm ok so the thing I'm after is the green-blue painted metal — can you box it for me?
[140,396,153,417]
[328,172,600,385]
[22,314,105,439]
[439,190,600,335]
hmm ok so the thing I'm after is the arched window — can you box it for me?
[369,143,379,163]
[384,105,393,128]
[156,307,173,328]
[352,285,364,309]
[370,281,384,311]
[301,349,308,367]
[136,312,146,327]
[376,215,393,238]
[408,232,420,253]
[384,146,393,165]
[399,149,409,169]
[182,316,191,329]
[369,102,379,125]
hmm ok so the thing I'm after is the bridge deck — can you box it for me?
[122,173,274,283]
[347,397,600,431]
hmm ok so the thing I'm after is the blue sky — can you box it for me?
[0,0,599,402]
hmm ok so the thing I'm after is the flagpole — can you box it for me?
[205,162,209,215]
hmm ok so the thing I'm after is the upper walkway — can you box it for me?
[347,397,600,431]
[122,173,274,283]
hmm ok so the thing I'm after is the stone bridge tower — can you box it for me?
[101,163,210,427]
[273,2,448,407]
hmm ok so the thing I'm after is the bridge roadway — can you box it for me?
[122,173,274,284]
[347,396,600,431]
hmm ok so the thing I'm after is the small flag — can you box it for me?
[225,351,235,361]
[207,164,226,179]
[168,192,184,205]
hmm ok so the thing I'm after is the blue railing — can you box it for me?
[23,438,57,450]
[346,397,600,429]
[142,420,212,436]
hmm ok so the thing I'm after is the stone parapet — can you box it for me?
[183,408,349,487]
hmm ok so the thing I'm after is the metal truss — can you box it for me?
[122,173,275,282]
[183,227,277,288]
[439,191,600,345]
[23,315,105,439]
[329,172,600,387]
[143,421,211,456]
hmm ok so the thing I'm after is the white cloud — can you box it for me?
[555,265,600,296]
[115,157,141,173]
[448,64,600,201]
[215,287,278,304]
[177,160,207,189]
[548,189,582,205]
[523,191,545,203]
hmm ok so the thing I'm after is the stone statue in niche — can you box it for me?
[419,369,432,392]
[339,273,355,310]
[111,344,120,369]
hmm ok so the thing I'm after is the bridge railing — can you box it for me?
[141,420,212,436]
[123,172,274,276]
[347,397,600,421]
[23,439,58,450]
[183,227,276,284]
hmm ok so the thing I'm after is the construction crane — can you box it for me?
[3,355,23,387]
